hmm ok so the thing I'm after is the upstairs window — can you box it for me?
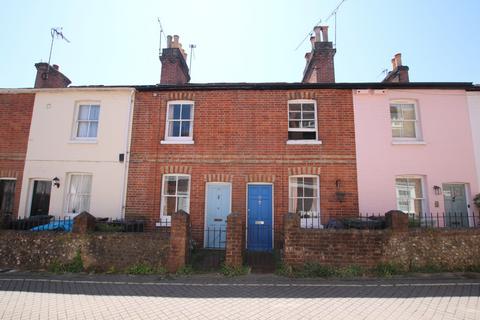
[390,102,420,139]
[75,104,100,139]
[288,100,317,141]
[165,101,194,142]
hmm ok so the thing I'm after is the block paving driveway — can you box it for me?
[0,272,479,319]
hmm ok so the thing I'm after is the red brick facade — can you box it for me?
[0,93,35,216]
[125,87,359,245]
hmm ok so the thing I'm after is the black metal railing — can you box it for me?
[407,212,479,229]
[191,226,227,249]
[297,211,480,230]
[0,215,73,231]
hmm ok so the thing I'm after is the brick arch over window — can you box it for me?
[245,174,276,183]
[204,174,233,182]
[287,91,317,100]
[288,167,321,176]
[159,166,192,175]
[166,92,196,101]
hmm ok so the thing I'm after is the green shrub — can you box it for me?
[296,262,335,278]
[275,263,294,277]
[126,264,157,275]
[95,223,124,232]
[48,250,84,273]
[335,265,365,278]
[221,264,250,277]
[176,265,194,276]
[373,262,403,277]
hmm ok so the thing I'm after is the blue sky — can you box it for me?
[1,0,479,87]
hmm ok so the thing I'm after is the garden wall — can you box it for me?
[283,214,480,270]
[0,231,170,272]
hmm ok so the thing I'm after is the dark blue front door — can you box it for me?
[247,184,273,251]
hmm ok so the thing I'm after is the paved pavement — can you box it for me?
[0,271,479,320]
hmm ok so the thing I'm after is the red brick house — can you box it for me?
[125,28,359,250]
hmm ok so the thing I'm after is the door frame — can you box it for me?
[26,178,52,218]
[203,182,232,248]
[442,182,471,227]
[245,182,274,250]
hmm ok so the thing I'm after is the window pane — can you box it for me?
[401,105,416,120]
[169,121,181,137]
[412,179,423,197]
[296,178,304,197]
[288,197,297,213]
[177,177,189,195]
[77,122,89,137]
[289,112,301,120]
[78,106,90,120]
[390,105,400,120]
[296,198,304,213]
[402,121,416,138]
[163,196,176,216]
[303,177,316,197]
[181,105,191,120]
[0,180,16,214]
[78,175,92,194]
[89,105,100,120]
[177,196,189,213]
[180,121,190,137]
[303,112,315,120]
[289,104,301,111]
[391,122,402,137]
[302,104,315,112]
[88,122,98,138]
[164,176,177,195]
[289,120,300,128]
[304,198,314,213]
[302,120,315,128]
[172,105,181,119]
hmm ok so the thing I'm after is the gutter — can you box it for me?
[119,89,135,219]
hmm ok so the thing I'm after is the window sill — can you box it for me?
[161,140,194,145]
[391,140,426,145]
[286,140,322,145]
[68,139,98,144]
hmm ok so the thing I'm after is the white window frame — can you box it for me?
[287,99,321,144]
[159,174,191,224]
[288,175,322,228]
[64,173,93,216]
[161,100,195,144]
[390,100,422,142]
[72,101,101,141]
[395,175,427,216]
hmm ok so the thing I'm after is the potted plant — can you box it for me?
[474,193,480,209]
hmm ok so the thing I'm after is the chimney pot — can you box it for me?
[167,35,172,48]
[394,53,402,66]
[320,26,329,42]
[391,58,397,70]
[313,26,322,43]
[310,36,316,48]
[52,64,59,70]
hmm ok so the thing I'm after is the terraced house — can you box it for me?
[125,28,359,250]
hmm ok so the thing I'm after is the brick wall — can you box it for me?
[0,93,35,216]
[0,230,170,272]
[126,88,359,245]
[284,214,480,270]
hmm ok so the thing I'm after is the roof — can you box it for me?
[0,82,476,93]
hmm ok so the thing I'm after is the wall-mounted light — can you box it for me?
[433,185,441,195]
[52,177,60,189]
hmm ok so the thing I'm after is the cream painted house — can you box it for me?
[18,88,135,219]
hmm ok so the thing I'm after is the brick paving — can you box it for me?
[0,272,479,319]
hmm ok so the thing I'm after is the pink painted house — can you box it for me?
[353,54,479,227]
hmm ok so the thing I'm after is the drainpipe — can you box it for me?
[120,89,135,219]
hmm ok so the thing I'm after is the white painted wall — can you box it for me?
[353,89,479,215]
[18,88,134,219]
[467,92,480,194]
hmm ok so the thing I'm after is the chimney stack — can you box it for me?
[302,25,336,83]
[383,53,409,83]
[34,63,71,88]
[160,34,190,85]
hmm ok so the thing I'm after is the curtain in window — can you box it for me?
[67,175,92,214]
[0,180,15,214]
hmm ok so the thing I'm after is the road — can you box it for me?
[0,272,479,319]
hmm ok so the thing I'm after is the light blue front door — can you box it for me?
[247,184,273,251]
[204,183,231,248]
[443,184,469,228]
